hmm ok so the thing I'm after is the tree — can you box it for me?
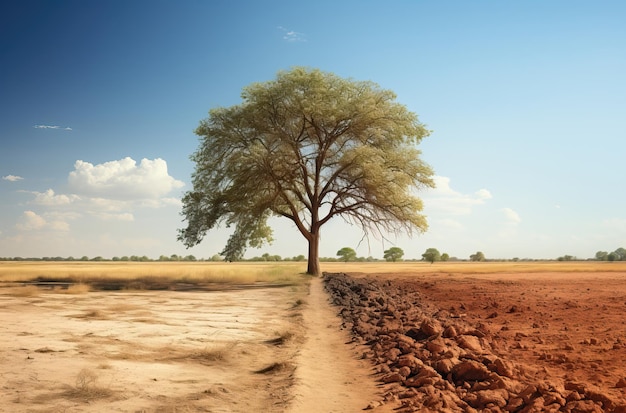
[384,247,404,262]
[613,247,626,261]
[470,251,485,262]
[596,251,608,261]
[337,247,357,262]
[441,252,450,262]
[178,68,434,275]
[422,248,441,264]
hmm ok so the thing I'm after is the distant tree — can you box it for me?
[120,256,129,261]
[470,251,486,262]
[210,254,223,262]
[441,252,450,262]
[80,256,89,261]
[384,247,404,262]
[595,251,608,261]
[336,247,357,262]
[293,254,306,262]
[421,248,441,264]
[178,67,434,275]
[614,247,626,261]
[158,255,170,261]
[608,252,617,262]
[557,255,575,261]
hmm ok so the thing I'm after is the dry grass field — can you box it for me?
[2,260,626,412]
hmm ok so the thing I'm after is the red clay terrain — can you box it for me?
[323,270,626,412]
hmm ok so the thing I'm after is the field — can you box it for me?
[1,261,626,412]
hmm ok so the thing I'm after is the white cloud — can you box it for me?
[2,175,24,182]
[15,211,71,232]
[94,212,135,222]
[31,189,80,206]
[501,207,521,224]
[475,189,493,200]
[277,26,306,42]
[33,124,72,130]
[423,176,492,215]
[68,157,184,200]
[16,211,47,231]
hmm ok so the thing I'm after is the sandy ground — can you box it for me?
[0,284,306,412]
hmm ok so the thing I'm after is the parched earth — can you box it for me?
[3,270,626,412]
[323,271,626,412]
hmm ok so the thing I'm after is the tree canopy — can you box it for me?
[178,67,434,275]
[383,247,404,262]
[336,247,357,262]
[422,247,441,264]
[470,251,486,262]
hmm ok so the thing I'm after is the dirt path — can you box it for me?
[287,276,391,413]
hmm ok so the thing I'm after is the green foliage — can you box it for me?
[336,247,357,262]
[441,252,450,262]
[422,248,441,264]
[384,247,404,262]
[594,247,626,262]
[470,251,486,262]
[178,67,434,273]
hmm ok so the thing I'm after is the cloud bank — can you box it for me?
[2,175,23,182]
[423,176,492,215]
[68,157,184,200]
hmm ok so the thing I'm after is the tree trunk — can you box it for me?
[306,232,321,276]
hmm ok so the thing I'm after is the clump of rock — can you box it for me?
[323,272,626,413]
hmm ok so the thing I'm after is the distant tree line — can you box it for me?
[2,246,625,263]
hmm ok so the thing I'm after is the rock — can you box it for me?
[489,358,515,378]
[616,378,626,388]
[476,389,508,408]
[381,372,404,383]
[443,324,459,338]
[451,360,492,382]
[564,400,603,413]
[397,366,411,378]
[421,318,443,337]
[457,334,484,353]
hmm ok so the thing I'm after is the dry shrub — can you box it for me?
[63,368,113,401]
[189,346,229,364]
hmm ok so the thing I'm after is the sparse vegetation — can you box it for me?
[63,368,113,401]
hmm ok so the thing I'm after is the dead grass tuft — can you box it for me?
[188,346,229,364]
[73,309,107,319]
[265,331,294,346]
[254,361,292,374]
[62,368,113,401]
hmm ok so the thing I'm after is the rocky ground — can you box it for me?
[323,271,626,413]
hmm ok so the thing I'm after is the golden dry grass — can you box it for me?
[1,261,625,290]
[0,261,306,286]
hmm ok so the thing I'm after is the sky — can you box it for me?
[1,0,625,261]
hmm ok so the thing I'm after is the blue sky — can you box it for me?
[1,0,625,260]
